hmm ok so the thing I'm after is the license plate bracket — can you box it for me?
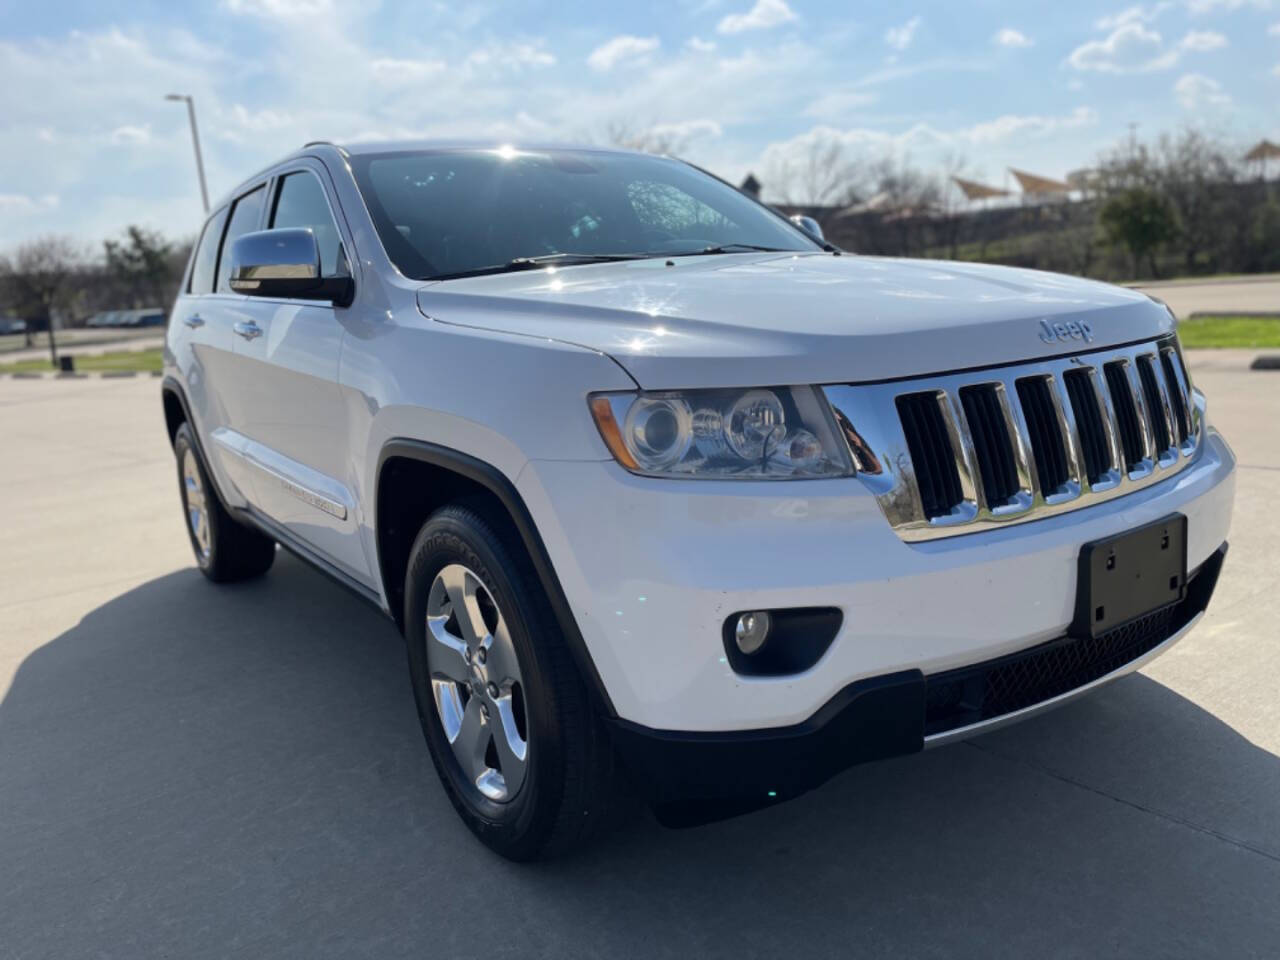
[1072,515,1187,639]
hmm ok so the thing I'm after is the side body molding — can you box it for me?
[376,439,617,718]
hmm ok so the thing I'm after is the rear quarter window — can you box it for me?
[188,207,229,295]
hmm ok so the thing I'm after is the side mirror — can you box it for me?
[789,214,825,242]
[229,229,353,306]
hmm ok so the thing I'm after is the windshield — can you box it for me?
[348,147,821,280]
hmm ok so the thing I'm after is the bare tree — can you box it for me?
[0,236,85,365]
[935,153,972,260]
[763,136,866,214]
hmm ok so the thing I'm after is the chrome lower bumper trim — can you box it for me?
[922,610,1205,748]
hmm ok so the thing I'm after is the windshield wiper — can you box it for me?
[698,243,790,254]
[430,252,652,281]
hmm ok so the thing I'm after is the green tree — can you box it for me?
[1099,188,1177,279]
[103,226,175,309]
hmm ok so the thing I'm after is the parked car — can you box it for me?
[0,316,27,335]
[162,141,1236,860]
[116,308,166,328]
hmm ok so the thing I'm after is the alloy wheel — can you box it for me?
[182,448,211,561]
[425,563,529,802]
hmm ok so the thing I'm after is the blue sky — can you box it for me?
[1,0,1277,246]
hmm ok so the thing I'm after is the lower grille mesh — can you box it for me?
[921,545,1226,737]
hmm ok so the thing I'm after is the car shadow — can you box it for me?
[2,552,1277,958]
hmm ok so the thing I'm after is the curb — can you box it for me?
[0,370,162,380]
[1129,274,1280,290]
[1187,311,1280,320]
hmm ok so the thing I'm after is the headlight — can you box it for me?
[589,386,853,479]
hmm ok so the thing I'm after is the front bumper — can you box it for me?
[517,429,1235,733]
[608,544,1225,826]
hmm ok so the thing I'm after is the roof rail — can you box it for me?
[302,140,348,156]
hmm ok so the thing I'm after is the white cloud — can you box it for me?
[223,0,333,19]
[466,43,556,71]
[1068,23,1227,72]
[586,34,660,71]
[1270,21,1280,32]
[229,105,294,131]
[1185,0,1272,13]
[802,89,879,119]
[0,193,60,212]
[687,36,718,52]
[885,16,923,51]
[1096,4,1173,30]
[962,106,1099,144]
[1174,72,1232,107]
[992,28,1033,47]
[716,0,797,34]
[369,57,447,83]
[648,119,724,142]
[110,124,151,145]
[1180,29,1228,49]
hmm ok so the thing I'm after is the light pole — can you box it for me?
[165,93,210,213]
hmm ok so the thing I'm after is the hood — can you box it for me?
[414,252,1174,389]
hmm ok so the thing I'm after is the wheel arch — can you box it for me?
[375,439,616,718]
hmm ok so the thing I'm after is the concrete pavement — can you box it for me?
[0,361,1277,958]
[1133,274,1280,318]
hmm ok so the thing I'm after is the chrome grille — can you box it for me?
[823,336,1202,541]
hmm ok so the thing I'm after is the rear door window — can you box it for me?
[188,207,229,295]
[215,185,266,294]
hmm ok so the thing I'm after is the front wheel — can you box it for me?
[173,422,275,583]
[403,504,617,860]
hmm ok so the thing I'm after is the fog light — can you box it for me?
[734,611,772,655]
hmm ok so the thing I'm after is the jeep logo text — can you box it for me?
[1039,318,1094,344]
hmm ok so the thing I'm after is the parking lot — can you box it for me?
[1,358,1277,958]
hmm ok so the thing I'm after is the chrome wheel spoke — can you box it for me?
[439,565,488,646]
[490,694,528,796]
[481,620,521,688]
[451,696,492,787]
[426,614,470,683]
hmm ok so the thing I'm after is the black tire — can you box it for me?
[404,503,617,860]
[173,422,276,583]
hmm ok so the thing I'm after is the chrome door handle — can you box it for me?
[183,315,205,329]
[232,320,263,341]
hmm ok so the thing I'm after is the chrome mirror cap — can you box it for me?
[229,228,353,306]
[789,214,824,242]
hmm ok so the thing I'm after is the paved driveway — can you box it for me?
[1134,274,1280,318]
[1,361,1277,958]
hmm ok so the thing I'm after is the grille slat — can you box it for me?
[1103,362,1144,472]
[1016,377,1069,495]
[1137,356,1172,454]
[896,392,963,520]
[1063,370,1112,485]
[960,385,1019,507]
[1160,349,1191,444]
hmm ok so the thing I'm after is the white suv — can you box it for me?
[163,141,1236,859]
